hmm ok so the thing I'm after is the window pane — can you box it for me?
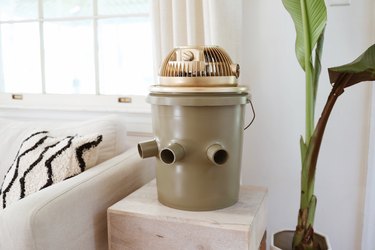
[44,21,95,94]
[44,0,92,18]
[98,0,149,16]
[0,23,42,93]
[98,17,153,95]
[0,0,38,21]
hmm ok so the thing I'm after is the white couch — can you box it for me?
[0,115,155,250]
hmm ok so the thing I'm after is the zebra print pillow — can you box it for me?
[0,131,103,209]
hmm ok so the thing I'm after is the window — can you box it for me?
[0,0,153,98]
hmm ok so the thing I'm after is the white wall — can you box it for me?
[362,3,375,249]
[240,1,374,249]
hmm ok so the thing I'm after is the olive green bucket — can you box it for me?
[149,93,247,210]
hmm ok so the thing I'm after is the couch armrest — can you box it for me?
[0,147,155,250]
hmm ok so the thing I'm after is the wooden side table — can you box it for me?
[108,180,267,250]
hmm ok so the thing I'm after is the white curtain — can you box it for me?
[151,0,243,78]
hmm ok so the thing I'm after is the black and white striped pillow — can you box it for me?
[0,131,102,209]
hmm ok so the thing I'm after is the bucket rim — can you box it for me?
[149,85,248,94]
[147,94,249,106]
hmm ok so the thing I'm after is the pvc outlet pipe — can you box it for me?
[207,144,228,165]
[160,143,185,164]
[138,139,159,159]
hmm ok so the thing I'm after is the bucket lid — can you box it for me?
[151,45,247,94]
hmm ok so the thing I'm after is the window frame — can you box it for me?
[0,92,151,113]
[0,0,153,113]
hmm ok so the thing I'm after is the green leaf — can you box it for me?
[299,136,307,164]
[312,31,325,107]
[282,0,327,70]
[307,195,317,226]
[328,44,375,88]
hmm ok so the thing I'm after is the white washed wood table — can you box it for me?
[107,179,268,250]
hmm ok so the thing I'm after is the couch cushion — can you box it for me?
[0,131,102,209]
[0,115,128,187]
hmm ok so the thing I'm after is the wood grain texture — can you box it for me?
[108,180,267,250]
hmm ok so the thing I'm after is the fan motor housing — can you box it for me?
[138,46,249,211]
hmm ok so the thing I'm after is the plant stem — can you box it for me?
[295,2,318,248]
[306,70,314,144]
[301,0,314,145]
[294,79,346,250]
[300,0,314,213]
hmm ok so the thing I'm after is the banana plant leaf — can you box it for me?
[328,44,375,88]
[282,1,328,248]
[282,0,327,70]
[294,43,375,250]
[306,43,375,225]
[282,0,327,141]
[309,43,375,197]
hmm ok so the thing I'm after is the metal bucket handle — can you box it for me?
[244,98,255,130]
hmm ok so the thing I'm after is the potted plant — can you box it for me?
[272,0,375,249]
